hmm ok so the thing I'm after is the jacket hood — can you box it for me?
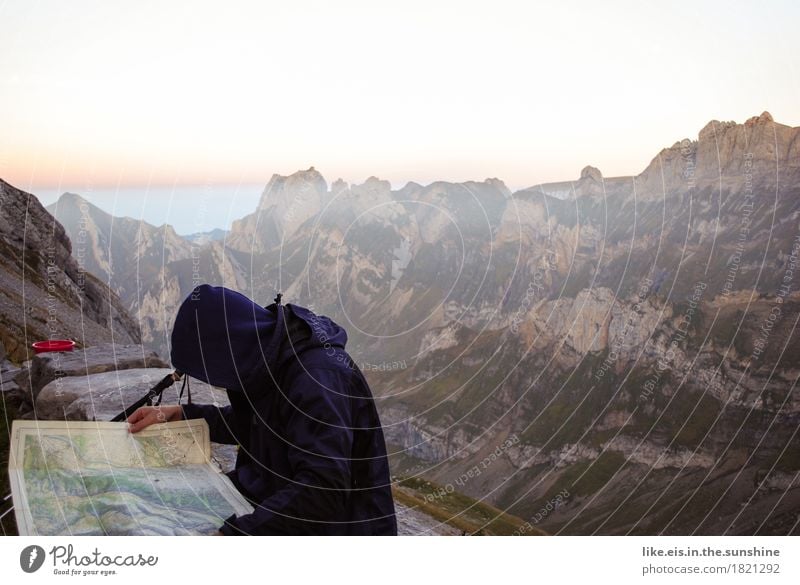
[170,285,347,392]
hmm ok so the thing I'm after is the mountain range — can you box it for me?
[31,111,800,534]
[0,180,141,363]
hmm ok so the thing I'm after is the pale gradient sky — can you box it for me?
[1,0,798,201]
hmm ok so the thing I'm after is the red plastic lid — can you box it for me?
[32,340,76,354]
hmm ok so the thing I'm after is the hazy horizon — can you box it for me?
[26,95,799,233]
[36,183,264,235]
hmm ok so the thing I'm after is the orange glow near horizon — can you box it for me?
[1,1,798,194]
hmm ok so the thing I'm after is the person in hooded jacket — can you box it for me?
[127,284,398,536]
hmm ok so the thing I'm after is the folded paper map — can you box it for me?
[8,419,253,535]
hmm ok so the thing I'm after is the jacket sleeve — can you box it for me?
[219,366,353,535]
[181,403,238,445]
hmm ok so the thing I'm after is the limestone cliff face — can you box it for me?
[0,180,141,362]
[226,167,328,253]
[636,110,799,198]
[49,193,251,357]
[122,238,251,356]
[515,286,668,356]
[48,192,195,356]
[47,192,194,300]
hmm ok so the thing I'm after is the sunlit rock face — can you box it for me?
[0,180,141,364]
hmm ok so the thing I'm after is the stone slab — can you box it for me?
[14,343,168,404]
[36,367,228,421]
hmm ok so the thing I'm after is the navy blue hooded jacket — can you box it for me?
[170,284,397,535]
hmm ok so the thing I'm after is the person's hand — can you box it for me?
[127,405,183,433]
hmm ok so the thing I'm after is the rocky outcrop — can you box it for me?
[580,165,603,183]
[395,502,460,536]
[227,167,329,253]
[12,343,167,415]
[47,192,197,356]
[518,164,615,200]
[34,367,224,421]
[47,192,195,299]
[0,180,141,363]
[636,110,800,198]
[49,193,249,357]
[0,353,21,395]
[25,351,235,478]
[506,437,716,471]
[514,286,668,357]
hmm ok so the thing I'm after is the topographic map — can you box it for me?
[9,420,253,535]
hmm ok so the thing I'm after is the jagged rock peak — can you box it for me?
[698,112,777,141]
[395,181,424,200]
[580,166,603,182]
[484,177,510,195]
[258,167,328,210]
[698,119,736,141]
[363,176,386,185]
[746,110,774,125]
[58,191,90,204]
[331,178,349,193]
[351,176,393,199]
[634,111,798,200]
[266,166,327,186]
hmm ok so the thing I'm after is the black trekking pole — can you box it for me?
[111,370,183,422]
